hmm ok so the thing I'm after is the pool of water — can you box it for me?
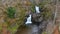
[15,24,39,34]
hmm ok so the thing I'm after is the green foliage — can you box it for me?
[31,1,52,20]
[31,4,35,13]
[0,26,2,30]
[7,7,26,34]
[5,4,27,34]
[39,2,46,8]
[41,7,52,20]
[39,1,49,8]
[39,2,52,20]
[31,1,49,13]
[7,7,16,18]
[42,31,47,34]
[8,23,19,34]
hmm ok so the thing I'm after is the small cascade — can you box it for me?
[35,6,40,13]
[25,14,32,24]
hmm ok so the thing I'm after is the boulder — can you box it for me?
[32,13,44,26]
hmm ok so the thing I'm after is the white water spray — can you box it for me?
[35,6,40,13]
[25,14,32,24]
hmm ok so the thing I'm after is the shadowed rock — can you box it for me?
[32,13,44,26]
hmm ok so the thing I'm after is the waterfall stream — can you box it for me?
[35,6,40,13]
[25,14,32,24]
[16,6,42,34]
[24,6,41,34]
[25,6,40,25]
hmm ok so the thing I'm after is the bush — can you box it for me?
[7,7,16,18]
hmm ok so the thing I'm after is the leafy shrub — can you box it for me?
[7,7,16,18]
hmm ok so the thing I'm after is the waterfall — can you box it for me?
[25,14,32,24]
[35,6,40,13]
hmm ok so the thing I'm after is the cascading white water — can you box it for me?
[25,6,40,24]
[25,14,32,24]
[35,6,40,13]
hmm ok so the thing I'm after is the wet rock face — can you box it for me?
[31,13,48,34]
[32,13,44,26]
